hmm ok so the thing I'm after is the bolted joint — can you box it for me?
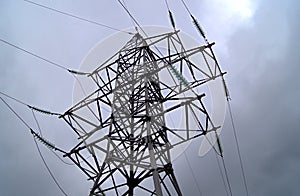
[164,163,174,175]
[127,177,140,188]
[143,115,151,122]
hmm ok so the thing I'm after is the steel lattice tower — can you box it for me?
[60,31,224,195]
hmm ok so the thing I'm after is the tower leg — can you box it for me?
[149,143,163,196]
[165,163,183,196]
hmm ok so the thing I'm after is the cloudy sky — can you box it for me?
[1,0,300,195]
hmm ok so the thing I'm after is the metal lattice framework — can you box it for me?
[60,30,225,195]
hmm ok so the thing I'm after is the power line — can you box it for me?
[0,37,89,75]
[0,38,69,71]
[31,109,75,166]
[174,2,245,195]
[116,0,147,36]
[202,124,233,195]
[164,0,171,11]
[0,36,89,96]
[0,90,61,116]
[204,133,232,196]
[214,150,230,196]
[0,36,93,119]
[183,151,203,196]
[204,134,222,157]
[0,97,31,129]
[122,0,136,29]
[116,0,141,28]
[24,0,133,35]
[31,109,69,196]
[1,94,65,153]
[33,138,68,196]
[179,0,192,16]
[227,100,250,196]
[1,96,69,195]
[178,0,207,42]
[0,91,28,106]
[164,0,176,30]
[164,2,235,195]
[32,109,43,136]
[117,0,183,70]
[221,156,233,196]
[0,96,65,153]
[116,0,170,64]
[167,104,203,195]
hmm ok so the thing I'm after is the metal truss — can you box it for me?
[60,30,225,195]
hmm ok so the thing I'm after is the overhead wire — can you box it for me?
[164,0,176,31]
[2,0,112,167]
[117,0,177,87]
[203,130,233,196]
[162,26,204,194]
[1,24,104,124]
[31,109,69,196]
[24,0,133,35]
[179,0,192,16]
[0,96,65,153]
[168,109,204,196]
[0,91,28,106]
[0,56,88,164]
[2,0,114,110]
[116,0,148,37]
[227,100,250,196]
[0,97,31,129]
[33,138,68,196]
[190,0,249,190]
[1,91,77,165]
[178,0,207,43]
[201,125,233,195]
[122,0,137,30]
[117,0,190,90]
[214,150,230,196]
[164,0,170,11]
[176,1,250,195]
[0,38,69,71]
[2,2,108,171]
[31,108,75,166]
[183,151,203,196]
[164,7,227,196]
[0,35,90,115]
[0,90,62,116]
[195,122,232,196]
[0,97,69,195]
[23,0,121,114]
[162,2,213,195]
[221,154,233,196]
[1,91,84,166]
[32,109,43,136]
[0,37,89,77]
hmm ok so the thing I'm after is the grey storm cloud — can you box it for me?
[1,0,300,196]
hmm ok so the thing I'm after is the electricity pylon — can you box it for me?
[60,30,224,195]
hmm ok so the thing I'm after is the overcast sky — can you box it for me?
[1,0,300,195]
